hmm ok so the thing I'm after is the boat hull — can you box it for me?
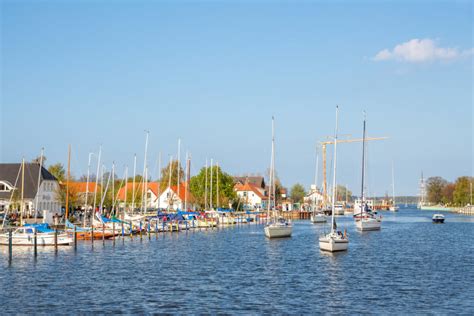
[389,206,399,212]
[319,235,349,252]
[264,225,292,238]
[355,218,381,231]
[0,233,73,246]
[310,214,327,223]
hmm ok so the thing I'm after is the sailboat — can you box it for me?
[0,158,72,246]
[310,147,326,223]
[264,117,292,238]
[389,161,399,211]
[354,113,382,231]
[319,106,349,252]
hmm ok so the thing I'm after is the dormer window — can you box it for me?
[0,181,13,192]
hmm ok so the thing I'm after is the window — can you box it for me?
[0,181,12,192]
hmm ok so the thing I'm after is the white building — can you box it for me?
[234,182,267,211]
[304,185,325,209]
[156,184,195,211]
[0,163,61,215]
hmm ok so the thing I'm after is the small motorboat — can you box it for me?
[432,214,445,224]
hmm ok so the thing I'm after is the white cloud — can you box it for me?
[374,38,473,63]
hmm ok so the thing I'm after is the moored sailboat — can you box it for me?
[319,106,348,252]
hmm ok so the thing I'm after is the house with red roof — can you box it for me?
[116,182,161,210]
[156,183,195,211]
[234,181,270,211]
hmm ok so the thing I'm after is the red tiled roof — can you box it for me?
[235,182,265,199]
[68,182,101,193]
[168,183,194,201]
[117,182,160,201]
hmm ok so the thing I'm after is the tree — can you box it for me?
[48,163,66,182]
[159,160,184,191]
[441,183,455,205]
[189,165,236,209]
[453,177,472,206]
[426,176,448,204]
[290,183,306,203]
[336,185,352,202]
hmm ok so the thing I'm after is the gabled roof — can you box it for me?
[235,182,265,199]
[166,183,194,202]
[0,163,57,200]
[117,182,160,201]
[234,176,266,189]
[68,182,101,193]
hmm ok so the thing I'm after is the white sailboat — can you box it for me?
[354,113,382,231]
[264,117,292,238]
[319,106,349,252]
[389,161,399,212]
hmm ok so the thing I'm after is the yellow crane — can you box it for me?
[320,137,388,204]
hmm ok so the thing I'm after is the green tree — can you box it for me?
[426,176,448,204]
[189,165,236,209]
[290,183,306,203]
[336,185,352,202]
[453,176,472,206]
[160,160,185,191]
[48,163,66,182]
[441,183,455,205]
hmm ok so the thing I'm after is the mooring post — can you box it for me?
[74,226,77,250]
[155,220,158,236]
[148,221,151,240]
[91,225,94,244]
[54,229,58,251]
[8,230,13,262]
[34,229,38,257]
[102,225,105,243]
[121,221,124,237]
[112,221,115,241]
[139,221,142,239]
[129,221,132,237]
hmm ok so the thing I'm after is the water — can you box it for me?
[1,209,473,314]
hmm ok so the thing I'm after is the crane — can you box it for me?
[320,137,388,204]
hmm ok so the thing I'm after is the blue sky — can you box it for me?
[1,0,472,196]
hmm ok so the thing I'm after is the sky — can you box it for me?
[0,0,472,196]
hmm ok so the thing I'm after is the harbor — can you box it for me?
[1,208,473,314]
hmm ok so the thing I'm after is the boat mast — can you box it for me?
[92,146,102,219]
[142,131,149,214]
[210,159,213,210]
[330,107,339,233]
[83,152,93,227]
[34,147,44,221]
[267,117,274,218]
[216,161,219,209]
[65,144,71,222]
[360,112,367,214]
[20,158,25,226]
[131,154,137,212]
[112,162,115,215]
[157,153,161,211]
[184,152,189,212]
[167,155,173,212]
[124,166,128,214]
[313,147,319,212]
[204,158,208,210]
[177,138,181,204]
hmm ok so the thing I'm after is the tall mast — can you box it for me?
[360,112,367,211]
[210,158,213,210]
[34,147,44,221]
[131,154,137,212]
[204,158,208,210]
[167,155,173,212]
[313,146,319,211]
[184,152,189,211]
[267,117,274,216]
[100,165,105,214]
[157,153,161,210]
[20,158,25,226]
[330,106,339,233]
[83,153,93,227]
[124,166,128,213]
[216,161,219,209]
[142,131,149,214]
[65,144,71,221]
[112,162,115,215]
[144,166,148,214]
[92,146,102,217]
[177,138,181,200]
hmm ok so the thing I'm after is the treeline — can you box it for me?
[426,176,473,206]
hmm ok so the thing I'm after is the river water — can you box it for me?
[0,208,473,314]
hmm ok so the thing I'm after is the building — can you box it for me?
[68,182,101,206]
[304,185,325,209]
[116,182,160,210]
[0,163,61,215]
[155,184,195,211]
[234,181,269,210]
[234,176,266,190]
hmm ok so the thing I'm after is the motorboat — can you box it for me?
[0,224,73,246]
[432,214,445,224]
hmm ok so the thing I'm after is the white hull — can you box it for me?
[355,218,381,231]
[319,233,349,252]
[389,206,399,212]
[310,213,327,223]
[0,233,72,246]
[264,224,292,238]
